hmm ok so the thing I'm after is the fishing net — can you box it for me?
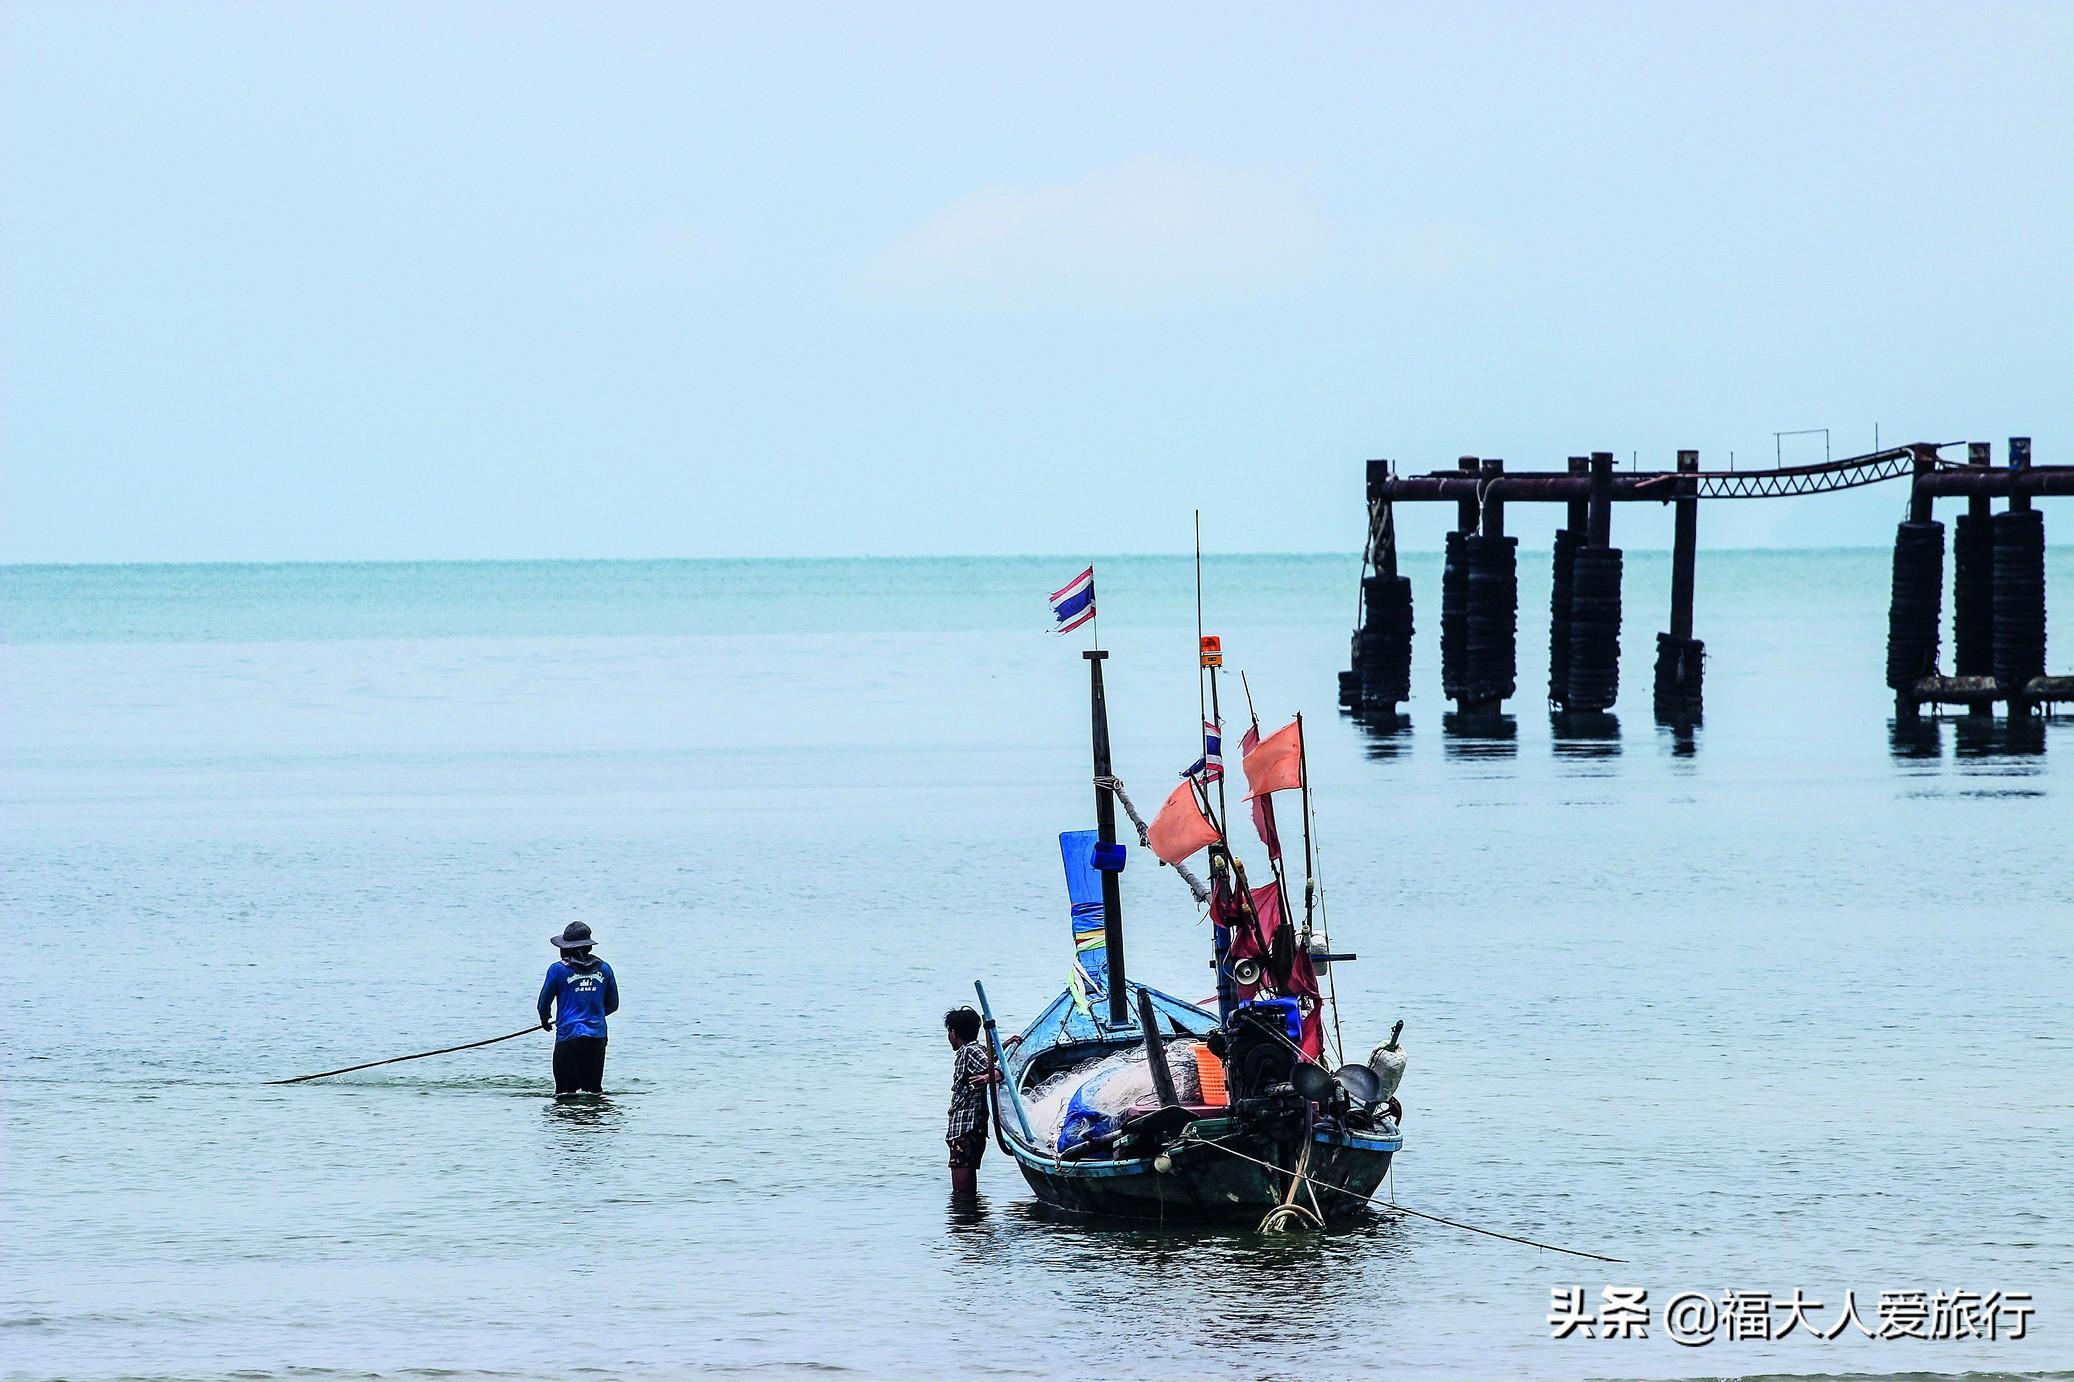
[1023,1042,1205,1154]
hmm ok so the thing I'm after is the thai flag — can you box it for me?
[1182,720,1223,783]
[1049,566,1096,634]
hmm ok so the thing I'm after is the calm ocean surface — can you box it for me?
[2,552,2070,1382]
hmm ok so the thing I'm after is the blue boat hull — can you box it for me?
[1002,1123,1400,1224]
[993,983,1403,1224]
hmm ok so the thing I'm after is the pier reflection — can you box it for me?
[1955,715,2046,759]
[1652,716,1701,759]
[1441,712,1517,761]
[1889,713,2054,770]
[1889,717,1943,761]
[1652,699,1702,760]
[1346,708,1412,760]
[1550,711,1621,761]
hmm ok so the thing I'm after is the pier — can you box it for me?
[1341,439,2072,725]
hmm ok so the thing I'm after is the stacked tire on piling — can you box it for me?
[1992,509,2047,698]
[1458,533,1518,707]
[1346,574,1414,710]
[1652,633,1705,719]
[1951,512,1997,676]
[1884,520,1945,692]
[1547,528,1579,705]
[1440,531,1469,703]
[1563,546,1623,711]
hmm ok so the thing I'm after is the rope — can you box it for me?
[1305,790,1346,1068]
[1259,1201,1325,1232]
[1258,1109,1319,1231]
[1193,1136,1625,1262]
[266,1025,542,1084]
[1097,774,1210,905]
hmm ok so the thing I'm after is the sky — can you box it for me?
[3,2,2070,563]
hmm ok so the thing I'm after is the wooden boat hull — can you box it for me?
[1002,1123,1401,1224]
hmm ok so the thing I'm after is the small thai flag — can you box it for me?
[1049,566,1096,634]
[1182,720,1223,783]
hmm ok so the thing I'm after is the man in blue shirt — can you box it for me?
[538,922,620,1095]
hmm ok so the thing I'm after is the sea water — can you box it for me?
[2,552,2069,1380]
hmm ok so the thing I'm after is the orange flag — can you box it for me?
[1147,780,1219,864]
[1241,718,1303,800]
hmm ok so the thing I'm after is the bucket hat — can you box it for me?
[550,921,598,951]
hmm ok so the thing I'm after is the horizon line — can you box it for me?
[0,541,1912,571]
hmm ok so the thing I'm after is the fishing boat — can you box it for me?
[975,631,1407,1229]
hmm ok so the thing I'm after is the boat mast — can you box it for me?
[1085,649,1129,1027]
[1196,512,1234,1024]
[1238,672,1297,981]
[1194,513,1227,838]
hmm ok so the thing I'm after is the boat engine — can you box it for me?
[1217,999,1307,1129]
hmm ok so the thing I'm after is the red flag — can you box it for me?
[1242,881,1324,1059]
[1241,718,1303,800]
[1147,780,1219,864]
[1240,724,1283,861]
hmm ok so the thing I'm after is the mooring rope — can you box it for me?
[1257,1112,1325,1232]
[266,1025,542,1085]
[1193,1136,1626,1262]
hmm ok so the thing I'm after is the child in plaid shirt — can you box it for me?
[944,1006,999,1195]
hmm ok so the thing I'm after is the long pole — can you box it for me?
[1239,670,1292,937]
[267,1025,540,1085]
[1086,649,1129,1026]
[1297,709,1344,1061]
[1089,559,1099,651]
[1197,511,1233,1024]
[973,980,1034,1143]
[1194,512,1209,819]
[1669,451,1698,643]
[1295,711,1316,916]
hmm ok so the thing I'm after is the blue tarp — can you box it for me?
[1058,829,1108,996]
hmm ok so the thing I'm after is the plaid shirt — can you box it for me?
[946,1040,993,1140]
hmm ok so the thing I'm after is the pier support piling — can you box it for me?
[1653,450,1704,720]
[1457,459,1519,713]
[1548,457,1587,705]
[1994,437,2047,717]
[1564,453,1623,712]
[1342,468,1413,716]
[1952,442,1997,715]
[1439,456,1478,707]
[1885,457,1946,717]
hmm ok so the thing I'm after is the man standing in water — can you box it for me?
[944,1006,998,1194]
[538,922,619,1095]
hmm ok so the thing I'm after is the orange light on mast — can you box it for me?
[1200,635,1223,668]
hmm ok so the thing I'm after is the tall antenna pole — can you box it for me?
[1197,510,1234,1025]
[1201,513,1229,835]
[1295,711,1316,927]
[1194,512,1208,804]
